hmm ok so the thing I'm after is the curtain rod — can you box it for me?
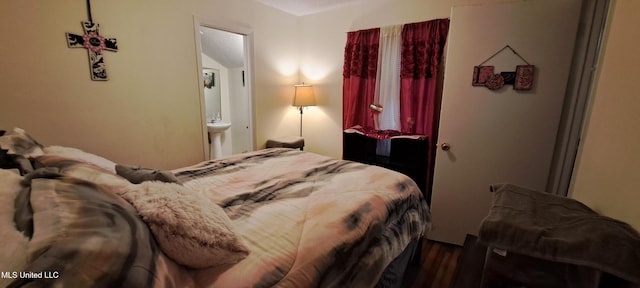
[345,17,450,33]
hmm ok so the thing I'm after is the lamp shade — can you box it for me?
[293,84,316,107]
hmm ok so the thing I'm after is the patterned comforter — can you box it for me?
[173,148,431,287]
[0,128,430,288]
[0,161,194,288]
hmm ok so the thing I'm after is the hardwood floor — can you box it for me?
[403,235,486,288]
[409,239,463,288]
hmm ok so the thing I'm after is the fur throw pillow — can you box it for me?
[120,181,249,268]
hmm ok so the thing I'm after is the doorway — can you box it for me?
[193,17,255,159]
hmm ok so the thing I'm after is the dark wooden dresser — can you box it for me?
[343,131,430,202]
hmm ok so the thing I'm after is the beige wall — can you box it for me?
[570,0,640,231]
[0,0,298,169]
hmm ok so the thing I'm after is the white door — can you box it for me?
[428,0,582,245]
[229,67,252,154]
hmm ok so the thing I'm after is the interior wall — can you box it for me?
[0,0,298,169]
[570,0,640,231]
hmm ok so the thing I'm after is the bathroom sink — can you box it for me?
[207,122,231,133]
[206,122,231,160]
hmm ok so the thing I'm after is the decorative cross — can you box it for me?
[66,1,117,81]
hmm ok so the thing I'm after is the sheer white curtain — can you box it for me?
[374,25,402,155]
[374,24,402,131]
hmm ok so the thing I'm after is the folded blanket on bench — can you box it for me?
[479,183,640,285]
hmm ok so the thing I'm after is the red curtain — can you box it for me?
[342,20,449,197]
[343,28,380,130]
[399,19,450,136]
[400,19,450,196]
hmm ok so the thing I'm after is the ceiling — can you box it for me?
[200,0,367,69]
[254,0,367,16]
[200,27,245,69]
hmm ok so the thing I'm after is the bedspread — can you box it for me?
[172,148,431,288]
[0,168,194,288]
[1,126,429,288]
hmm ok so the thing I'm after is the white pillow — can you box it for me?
[0,170,30,288]
[44,145,116,173]
[120,181,249,268]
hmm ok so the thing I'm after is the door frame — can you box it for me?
[546,0,610,195]
[192,16,256,160]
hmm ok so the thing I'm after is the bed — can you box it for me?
[0,128,430,288]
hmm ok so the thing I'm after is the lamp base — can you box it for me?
[298,106,304,137]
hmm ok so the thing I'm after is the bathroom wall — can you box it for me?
[202,67,221,122]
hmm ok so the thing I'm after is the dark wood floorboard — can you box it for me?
[452,235,487,288]
[406,235,484,288]
[408,239,462,288]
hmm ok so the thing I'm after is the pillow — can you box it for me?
[115,164,181,184]
[120,181,249,268]
[0,170,30,288]
[44,145,116,173]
